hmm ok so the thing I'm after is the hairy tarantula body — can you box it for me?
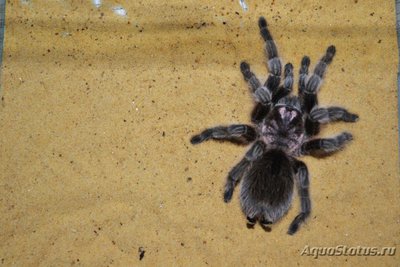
[190,17,358,235]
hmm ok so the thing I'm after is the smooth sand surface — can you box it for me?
[1,0,399,266]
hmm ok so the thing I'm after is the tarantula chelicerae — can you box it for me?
[190,17,359,235]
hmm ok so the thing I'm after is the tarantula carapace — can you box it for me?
[190,17,358,235]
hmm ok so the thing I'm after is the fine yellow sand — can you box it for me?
[1,0,399,266]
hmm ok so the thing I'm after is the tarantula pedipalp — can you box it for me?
[190,17,358,235]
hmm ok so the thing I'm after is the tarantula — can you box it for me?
[190,17,358,235]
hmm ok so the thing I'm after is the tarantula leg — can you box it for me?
[301,132,353,156]
[240,61,262,93]
[272,63,294,103]
[224,141,265,203]
[302,46,336,115]
[288,160,311,235]
[190,124,257,145]
[310,106,359,123]
[259,16,282,93]
[304,119,319,137]
[305,45,336,95]
[224,158,247,202]
[244,17,284,124]
[250,103,270,124]
[240,62,273,105]
[298,56,310,96]
[240,61,272,124]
